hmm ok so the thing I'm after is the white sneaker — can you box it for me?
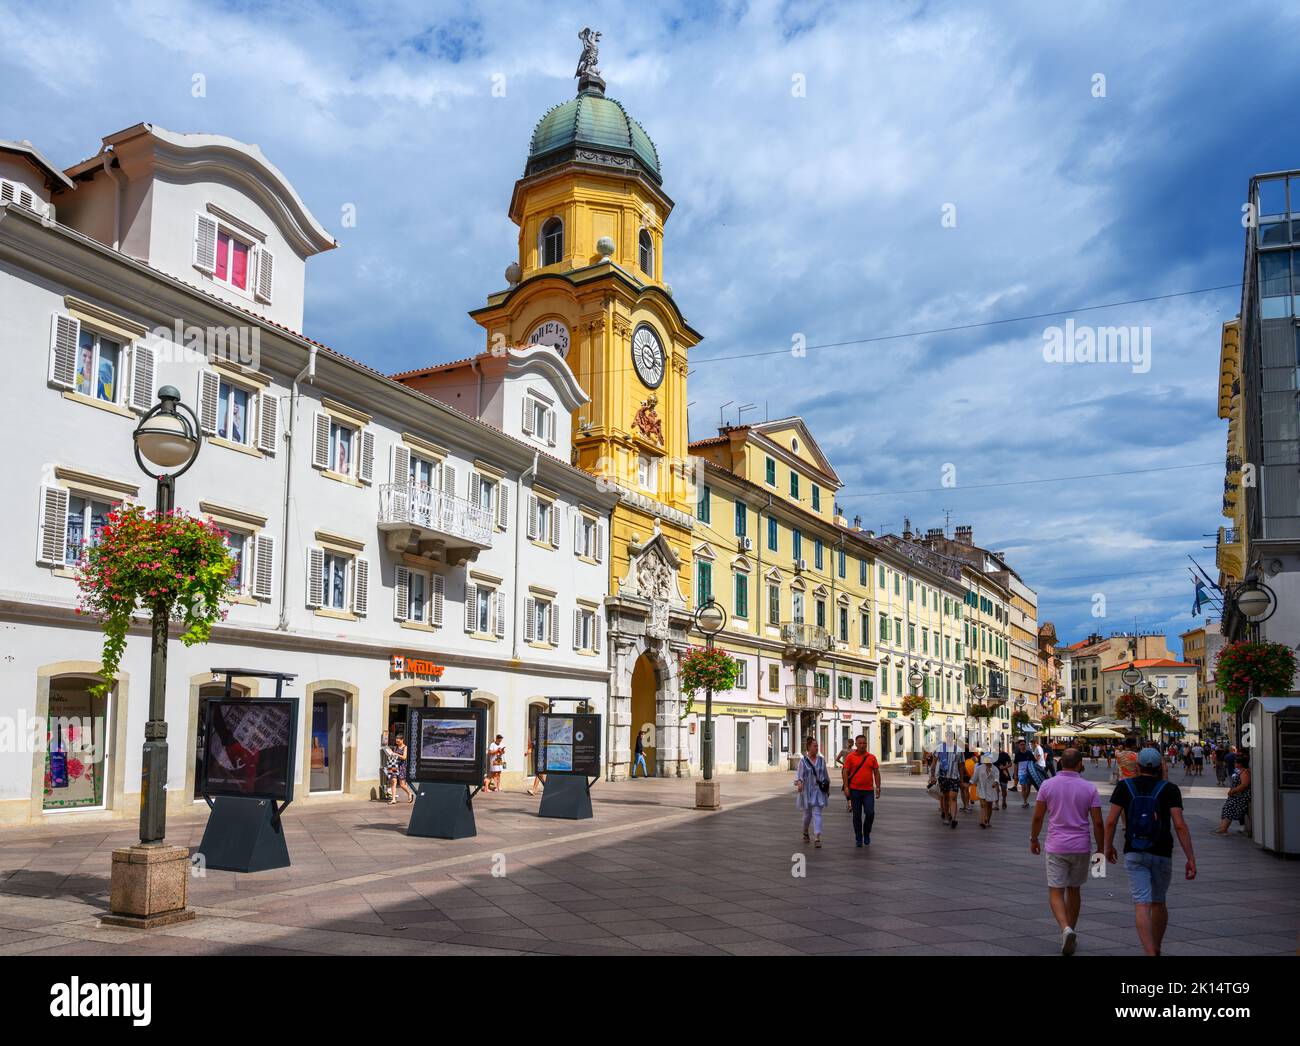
[1061,927,1077,956]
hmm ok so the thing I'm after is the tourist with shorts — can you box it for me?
[1104,748,1196,956]
[1031,748,1104,955]
[930,735,965,828]
[1013,738,1036,807]
[1192,743,1204,777]
[840,734,881,847]
[994,746,1012,809]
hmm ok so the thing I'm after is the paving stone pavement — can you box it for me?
[0,764,1296,956]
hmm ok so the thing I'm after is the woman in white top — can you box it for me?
[487,735,505,791]
[973,754,1000,828]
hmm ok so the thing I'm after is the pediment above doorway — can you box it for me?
[617,529,687,608]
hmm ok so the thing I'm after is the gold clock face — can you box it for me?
[527,319,570,356]
[631,323,665,389]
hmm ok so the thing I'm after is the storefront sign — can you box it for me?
[711,703,787,719]
[390,655,445,680]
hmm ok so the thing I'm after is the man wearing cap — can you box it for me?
[1104,747,1196,956]
[1030,748,1104,956]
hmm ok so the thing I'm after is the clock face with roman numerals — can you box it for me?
[631,324,665,389]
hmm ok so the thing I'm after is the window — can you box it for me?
[815,598,826,629]
[792,589,805,623]
[528,495,560,547]
[541,217,563,267]
[74,328,123,404]
[733,659,747,689]
[734,500,746,538]
[907,579,914,602]
[859,559,867,585]
[767,517,778,552]
[696,560,712,604]
[920,584,927,605]
[765,457,776,485]
[768,664,780,693]
[523,394,556,445]
[839,605,848,642]
[814,539,824,570]
[894,616,902,643]
[908,623,916,649]
[768,582,780,624]
[838,677,852,702]
[816,672,830,693]
[395,566,444,627]
[812,485,821,511]
[638,228,654,275]
[860,611,869,646]
[65,494,117,565]
[894,573,901,596]
[878,565,885,588]
[789,471,800,499]
[922,627,929,653]
[525,595,558,646]
[322,552,349,610]
[878,613,888,642]
[225,531,249,594]
[734,572,748,618]
[637,455,658,493]
[697,485,711,523]
[838,549,846,579]
[215,379,252,445]
[860,679,874,703]
[573,606,601,652]
[214,229,252,292]
[897,669,904,695]
[880,671,888,696]
[792,529,802,562]
[464,582,505,637]
[329,419,354,475]
[575,514,604,561]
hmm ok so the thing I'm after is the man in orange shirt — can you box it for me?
[1116,737,1140,780]
[841,734,882,848]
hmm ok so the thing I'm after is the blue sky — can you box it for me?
[3,0,1296,651]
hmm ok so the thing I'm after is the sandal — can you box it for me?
[802,831,810,843]
[814,836,822,848]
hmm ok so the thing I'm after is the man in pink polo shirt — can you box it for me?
[1030,748,1104,956]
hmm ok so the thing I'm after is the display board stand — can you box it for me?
[406,782,478,839]
[538,774,593,820]
[197,796,291,872]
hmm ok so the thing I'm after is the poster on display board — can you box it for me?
[405,706,487,786]
[201,699,298,802]
[537,713,601,776]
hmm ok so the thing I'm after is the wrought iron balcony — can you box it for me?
[378,483,494,564]
[780,623,832,658]
[786,684,829,709]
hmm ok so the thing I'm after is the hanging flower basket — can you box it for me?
[1214,641,1297,713]
[75,505,237,696]
[900,695,931,721]
[967,702,995,720]
[1041,714,1059,730]
[1011,709,1031,728]
[678,646,739,720]
[1114,692,1150,725]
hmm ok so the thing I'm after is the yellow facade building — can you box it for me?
[1217,318,1247,591]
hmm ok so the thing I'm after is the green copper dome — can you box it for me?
[527,87,661,184]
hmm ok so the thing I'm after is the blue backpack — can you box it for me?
[1125,779,1166,851]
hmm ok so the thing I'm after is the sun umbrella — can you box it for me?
[1077,726,1125,739]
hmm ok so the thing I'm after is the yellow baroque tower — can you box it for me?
[469,33,702,778]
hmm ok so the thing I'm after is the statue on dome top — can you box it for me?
[576,27,602,80]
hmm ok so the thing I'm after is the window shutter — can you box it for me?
[464,583,478,631]
[197,371,220,435]
[496,482,509,530]
[390,444,410,484]
[547,409,557,446]
[37,485,69,566]
[527,495,539,540]
[547,603,559,646]
[549,502,560,547]
[573,516,582,555]
[194,213,218,273]
[394,565,410,622]
[522,398,534,435]
[524,596,537,641]
[469,474,481,509]
[306,547,324,607]
[48,313,79,389]
[593,611,601,653]
[441,463,457,497]
[431,573,444,627]
[351,557,369,616]
[595,522,605,564]
[494,590,506,637]
[311,412,330,469]
[573,609,582,649]
[252,533,275,600]
[358,429,375,484]
[128,344,156,412]
[253,245,274,303]
[257,392,279,454]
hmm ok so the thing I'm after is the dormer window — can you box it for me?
[215,230,252,292]
[541,217,563,267]
[638,229,654,276]
[193,211,274,304]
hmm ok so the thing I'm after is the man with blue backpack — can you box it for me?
[1104,747,1197,956]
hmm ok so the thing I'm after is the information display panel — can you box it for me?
[201,698,298,802]
[406,706,487,786]
[537,713,601,776]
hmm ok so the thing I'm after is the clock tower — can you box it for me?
[470,29,701,778]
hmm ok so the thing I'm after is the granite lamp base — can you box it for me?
[100,844,196,929]
[695,781,721,810]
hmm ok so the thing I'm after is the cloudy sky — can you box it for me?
[3,0,1294,650]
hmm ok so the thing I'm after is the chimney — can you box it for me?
[902,516,912,540]
[954,525,973,545]
[925,527,943,542]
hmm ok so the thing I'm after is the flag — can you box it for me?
[1192,578,1207,616]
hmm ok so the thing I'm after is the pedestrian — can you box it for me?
[1214,744,1229,787]
[630,728,649,779]
[388,733,415,805]
[961,748,977,813]
[1105,744,1115,770]
[379,732,395,802]
[930,733,965,828]
[1215,752,1252,835]
[1091,743,1100,766]
[1031,748,1104,955]
[487,734,505,791]
[1116,737,1140,780]
[795,736,830,848]
[973,753,999,828]
[840,734,881,847]
[994,745,1012,809]
[1013,738,1036,807]
[524,739,546,796]
[1104,748,1197,956]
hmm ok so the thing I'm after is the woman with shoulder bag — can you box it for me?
[794,736,830,848]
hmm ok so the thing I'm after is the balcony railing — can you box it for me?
[780,623,832,653]
[786,684,829,709]
[1219,527,1238,545]
[378,483,495,548]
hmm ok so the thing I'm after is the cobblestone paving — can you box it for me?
[1,764,1295,956]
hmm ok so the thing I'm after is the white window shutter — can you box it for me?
[496,482,509,530]
[593,611,601,653]
[194,213,218,273]
[252,533,275,600]
[254,245,274,303]
[464,583,477,631]
[573,608,582,650]
[394,565,410,622]
[358,429,375,484]
[527,495,539,540]
[549,502,561,547]
[469,474,481,509]
[524,596,536,641]
[494,590,506,637]
[257,392,279,454]
[351,557,369,616]
[547,409,557,446]
[390,444,410,484]
[595,521,605,564]
[574,516,582,555]
[522,398,533,435]
[441,463,457,497]
[311,412,330,469]
[37,486,69,566]
[306,547,324,607]
[547,602,559,645]
[197,371,220,435]
[431,574,445,627]
[48,313,79,390]
[128,344,156,413]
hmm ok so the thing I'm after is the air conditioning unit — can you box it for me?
[796,558,808,571]
[740,536,753,551]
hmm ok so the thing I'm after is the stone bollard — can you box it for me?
[695,780,721,810]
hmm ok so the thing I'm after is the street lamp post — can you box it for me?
[971,683,988,749]
[908,667,924,759]
[1226,576,1278,747]
[694,600,727,783]
[1120,666,1143,739]
[1140,681,1158,745]
[132,387,202,845]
